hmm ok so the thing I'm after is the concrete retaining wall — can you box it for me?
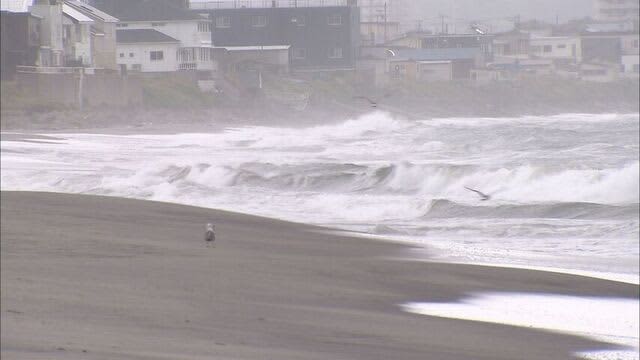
[15,71,143,108]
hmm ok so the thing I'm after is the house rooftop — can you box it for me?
[63,3,94,24]
[65,0,119,22]
[116,29,180,43]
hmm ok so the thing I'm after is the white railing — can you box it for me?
[179,63,198,70]
[191,0,350,10]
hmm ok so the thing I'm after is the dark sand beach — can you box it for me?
[1,191,638,359]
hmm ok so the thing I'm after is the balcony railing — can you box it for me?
[179,63,198,70]
[191,0,352,10]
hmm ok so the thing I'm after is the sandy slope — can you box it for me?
[1,191,637,360]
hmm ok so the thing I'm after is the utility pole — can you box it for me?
[77,68,84,110]
[384,2,387,43]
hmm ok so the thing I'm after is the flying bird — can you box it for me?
[464,186,491,201]
[353,93,392,108]
[353,95,378,107]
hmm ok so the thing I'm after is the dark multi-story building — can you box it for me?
[82,0,190,15]
[195,0,360,71]
[1,11,42,80]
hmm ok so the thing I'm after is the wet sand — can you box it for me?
[1,191,637,360]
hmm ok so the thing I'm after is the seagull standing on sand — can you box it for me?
[205,223,216,244]
[464,186,491,201]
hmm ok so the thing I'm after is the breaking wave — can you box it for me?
[2,111,638,274]
[423,199,639,220]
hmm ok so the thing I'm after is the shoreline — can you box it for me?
[2,125,638,285]
[2,191,638,359]
[2,109,639,137]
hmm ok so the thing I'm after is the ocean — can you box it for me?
[2,112,639,280]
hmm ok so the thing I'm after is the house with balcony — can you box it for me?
[116,29,180,72]
[1,0,119,73]
[62,3,93,66]
[64,0,119,69]
[103,1,215,74]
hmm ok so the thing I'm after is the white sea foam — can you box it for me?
[403,293,640,360]
[1,112,638,279]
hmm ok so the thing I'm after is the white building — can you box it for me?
[529,36,581,64]
[29,0,65,66]
[594,0,640,22]
[116,29,179,72]
[622,54,639,75]
[62,3,93,66]
[65,0,119,70]
[113,4,214,72]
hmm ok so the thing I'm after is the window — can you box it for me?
[292,47,307,59]
[119,52,124,58]
[129,52,134,58]
[391,63,406,79]
[327,14,342,26]
[131,64,142,71]
[557,44,566,49]
[634,64,639,73]
[150,51,164,61]
[198,22,211,32]
[216,16,231,28]
[291,15,305,26]
[151,22,166,27]
[328,47,343,59]
[116,23,128,28]
[634,39,639,48]
[543,45,552,53]
[251,15,267,27]
[179,48,196,62]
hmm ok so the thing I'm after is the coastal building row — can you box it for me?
[1,0,638,86]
